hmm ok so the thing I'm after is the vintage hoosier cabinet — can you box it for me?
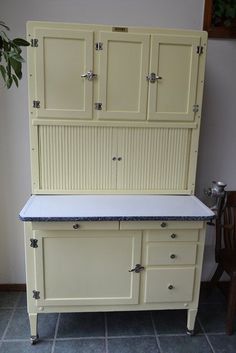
[19,21,214,344]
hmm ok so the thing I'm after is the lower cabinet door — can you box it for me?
[34,230,141,306]
[143,267,195,303]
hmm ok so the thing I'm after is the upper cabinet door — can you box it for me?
[98,32,149,121]
[148,35,201,122]
[34,28,93,119]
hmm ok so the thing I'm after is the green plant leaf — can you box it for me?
[0,64,6,81]
[0,21,10,31]
[6,76,13,88]
[12,38,30,46]
[9,57,22,77]
[12,74,19,87]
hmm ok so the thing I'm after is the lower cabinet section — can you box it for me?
[24,220,206,343]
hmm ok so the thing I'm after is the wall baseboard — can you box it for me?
[0,284,26,291]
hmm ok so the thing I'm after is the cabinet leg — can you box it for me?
[29,313,39,344]
[186,309,197,336]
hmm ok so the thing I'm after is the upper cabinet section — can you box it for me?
[28,22,207,123]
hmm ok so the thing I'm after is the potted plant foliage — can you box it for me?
[0,21,29,88]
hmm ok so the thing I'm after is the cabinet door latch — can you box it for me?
[30,238,38,248]
[146,73,162,83]
[129,264,145,273]
[95,102,102,110]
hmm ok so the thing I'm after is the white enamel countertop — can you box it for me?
[19,195,214,221]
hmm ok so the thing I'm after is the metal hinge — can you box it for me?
[197,46,203,54]
[193,104,199,113]
[31,39,38,47]
[32,290,40,300]
[30,238,38,248]
[33,100,40,109]
[95,102,102,110]
[95,42,103,51]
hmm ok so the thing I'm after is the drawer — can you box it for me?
[120,221,203,230]
[145,229,199,242]
[32,221,119,231]
[143,267,195,303]
[146,243,197,265]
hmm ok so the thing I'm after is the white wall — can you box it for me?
[0,0,235,283]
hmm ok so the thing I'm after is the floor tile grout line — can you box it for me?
[151,312,164,353]
[51,313,61,353]
[197,317,217,353]
[104,313,108,353]
[1,292,21,342]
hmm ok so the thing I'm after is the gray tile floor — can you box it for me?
[0,288,235,353]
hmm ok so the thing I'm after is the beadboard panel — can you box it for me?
[117,127,192,191]
[36,125,192,193]
[38,125,117,191]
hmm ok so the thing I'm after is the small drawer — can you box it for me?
[145,229,199,242]
[146,243,197,266]
[120,221,203,230]
[32,221,119,231]
[144,267,195,303]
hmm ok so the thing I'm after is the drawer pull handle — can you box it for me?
[168,284,174,290]
[129,264,145,273]
[171,233,177,239]
[161,222,167,228]
[73,224,80,230]
[170,254,176,259]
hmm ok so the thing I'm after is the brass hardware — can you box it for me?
[73,224,80,230]
[129,264,145,273]
[171,233,177,239]
[170,254,176,259]
[161,222,167,228]
[168,284,174,290]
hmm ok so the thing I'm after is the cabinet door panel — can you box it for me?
[38,125,117,192]
[34,230,141,306]
[116,127,191,192]
[98,32,149,120]
[34,28,93,119]
[143,267,195,303]
[148,35,200,121]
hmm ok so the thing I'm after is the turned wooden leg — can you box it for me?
[29,313,38,344]
[187,309,197,335]
[226,274,236,335]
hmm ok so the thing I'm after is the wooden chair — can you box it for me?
[210,191,236,335]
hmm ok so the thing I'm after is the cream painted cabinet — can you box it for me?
[28,22,206,122]
[23,218,208,343]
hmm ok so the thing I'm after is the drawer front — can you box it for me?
[144,267,195,303]
[120,221,203,230]
[32,221,119,231]
[146,243,197,265]
[145,229,199,242]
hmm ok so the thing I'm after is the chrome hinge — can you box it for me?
[32,290,40,300]
[95,42,103,51]
[193,104,199,113]
[30,238,38,248]
[95,102,102,110]
[197,46,203,54]
[33,100,40,108]
[31,39,38,47]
